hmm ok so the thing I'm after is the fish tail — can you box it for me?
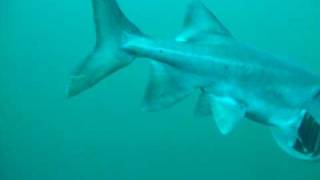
[67,0,144,97]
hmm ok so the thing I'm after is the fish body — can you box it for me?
[68,0,320,160]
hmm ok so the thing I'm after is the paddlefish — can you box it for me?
[67,0,320,161]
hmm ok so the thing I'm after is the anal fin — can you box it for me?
[142,61,203,111]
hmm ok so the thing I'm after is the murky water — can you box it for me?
[1,0,320,179]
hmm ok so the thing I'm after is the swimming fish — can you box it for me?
[67,0,320,161]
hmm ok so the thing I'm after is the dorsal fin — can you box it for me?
[176,1,232,43]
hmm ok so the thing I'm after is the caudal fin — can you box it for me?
[67,0,142,97]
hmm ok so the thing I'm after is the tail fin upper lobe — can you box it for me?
[67,0,142,97]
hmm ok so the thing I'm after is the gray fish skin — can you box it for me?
[67,0,320,161]
[123,35,320,125]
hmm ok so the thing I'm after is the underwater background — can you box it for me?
[1,0,320,179]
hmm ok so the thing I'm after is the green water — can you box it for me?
[1,0,320,179]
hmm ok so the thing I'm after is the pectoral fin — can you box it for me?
[210,95,245,135]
